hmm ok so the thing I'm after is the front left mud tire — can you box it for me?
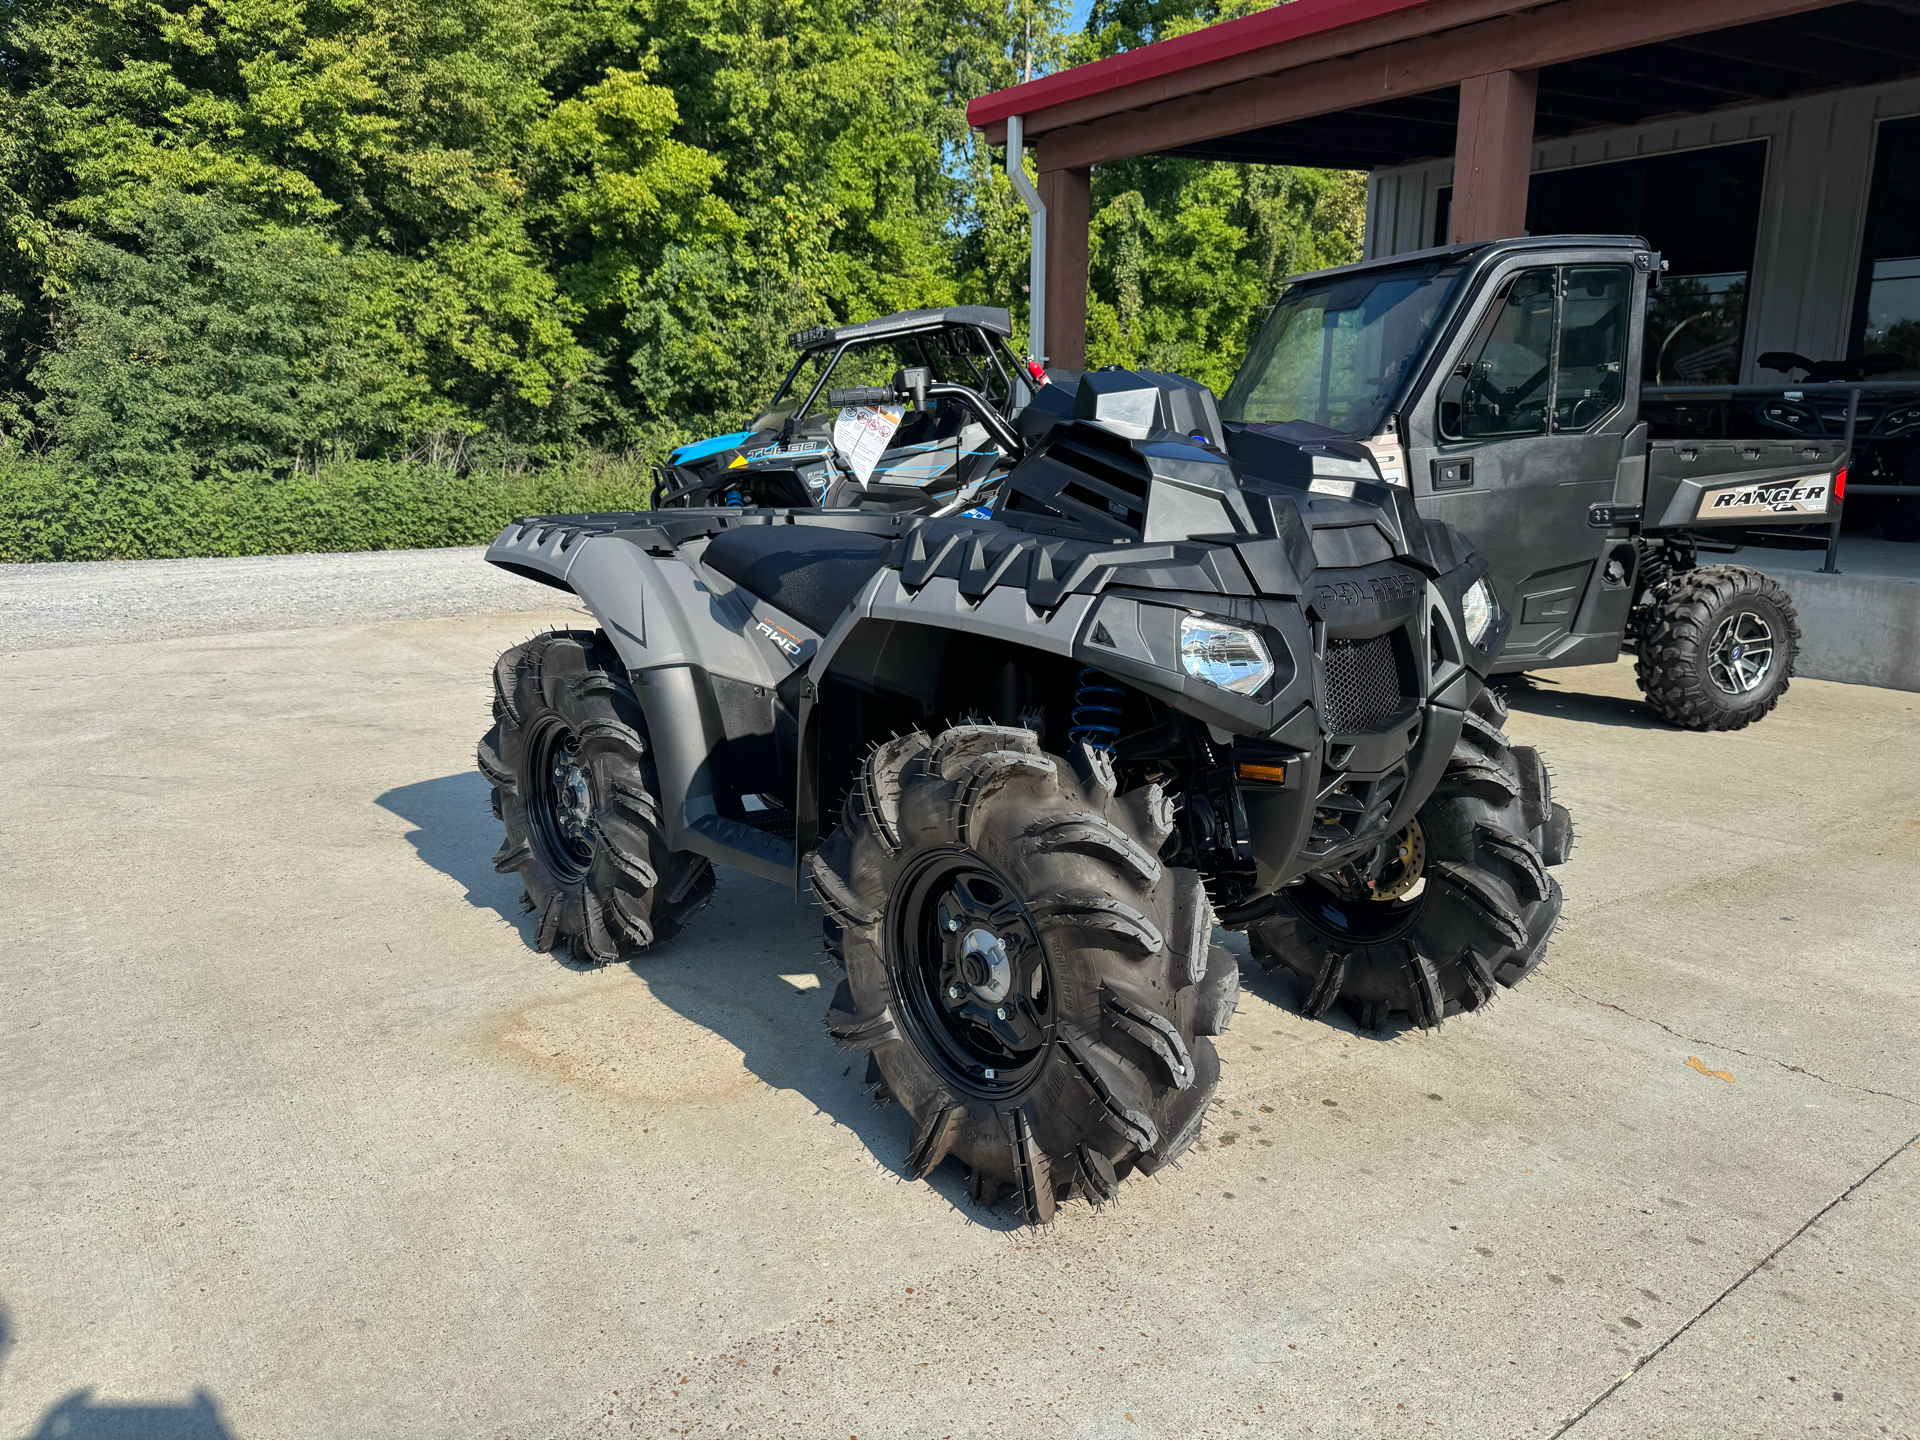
[479,630,715,965]
[1248,685,1569,1030]
[812,725,1238,1223]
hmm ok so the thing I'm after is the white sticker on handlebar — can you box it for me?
[833,404,905,485]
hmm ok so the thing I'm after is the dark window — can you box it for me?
[1430,142,1767,383]
[1444,268,1556,439]
[1555,266,1631,431]
[1530,142,1767,385]
[1851,116,1919,377]
[1439,265,1631,440]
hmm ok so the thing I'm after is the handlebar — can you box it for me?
[827,370,1025,459]
[827,386,898,408]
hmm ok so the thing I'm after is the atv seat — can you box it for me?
[703,525,895,635]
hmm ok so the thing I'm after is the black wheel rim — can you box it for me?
[888,850,1053,1099]
[1286,872,1426,945]
[527,717,595,882]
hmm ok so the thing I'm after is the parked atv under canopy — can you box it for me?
[479,367,1573,1220]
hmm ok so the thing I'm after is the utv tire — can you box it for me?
[479,630,714,964]
[1634,565,1798,730]
[1881,487,1919,543]
[1248,686,1568,1030]
[813,725,1234,1223]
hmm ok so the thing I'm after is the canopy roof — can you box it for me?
[788,306,1013,351]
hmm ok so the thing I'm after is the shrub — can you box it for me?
[0,455,654,563]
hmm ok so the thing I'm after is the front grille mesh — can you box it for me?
[1324,633,1406,733]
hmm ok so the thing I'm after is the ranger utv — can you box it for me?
[1219,235,1851,730]
[652,305,1038,516]
[478,367,1573,1218]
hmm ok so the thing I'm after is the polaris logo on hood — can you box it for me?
[1315,571,1422,611]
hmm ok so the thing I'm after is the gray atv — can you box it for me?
[477,368,1572,1219]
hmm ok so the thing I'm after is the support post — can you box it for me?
[1003,116,1047,365]
[1039,166,1090,370]
[1449,68,1537,243]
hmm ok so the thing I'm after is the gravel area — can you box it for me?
[0,547,586,652]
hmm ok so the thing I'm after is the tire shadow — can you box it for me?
[375,771,1020,1229]
[378,770,543,950]
[1497,670,1669,731]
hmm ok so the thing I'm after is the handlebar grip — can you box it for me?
[828,386,897,408]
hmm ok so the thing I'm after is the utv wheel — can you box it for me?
[1248,686,1568,1030]
[479,630,714,964]
[1634,565,1799,730]
[812,725,1236,1223]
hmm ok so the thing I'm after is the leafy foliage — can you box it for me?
[0,0,1365,525]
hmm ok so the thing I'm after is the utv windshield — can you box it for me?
[1220,262,1468,436]
[748,329,1018,432]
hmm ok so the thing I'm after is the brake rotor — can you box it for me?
[1369,818,1427,901]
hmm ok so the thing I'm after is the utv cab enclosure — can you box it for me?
[1221,235,1844,729]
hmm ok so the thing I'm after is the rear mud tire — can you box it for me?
[813,725,1232,1223]
[1249,685,1569,1031]
[480,630,714,965]
[1634,565,1798,731]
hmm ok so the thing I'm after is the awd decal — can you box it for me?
[755,618,804,657]
[1697,475,1830,519]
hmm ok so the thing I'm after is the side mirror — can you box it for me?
[893,366,933,409]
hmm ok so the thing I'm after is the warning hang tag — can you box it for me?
[832,404,905,485]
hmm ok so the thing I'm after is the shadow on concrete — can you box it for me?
[376,771,1021,1229]
[30,1389,231,1440]
[378,770,543,950]
[1497,670,1667,731]
[2,1300,232,1440]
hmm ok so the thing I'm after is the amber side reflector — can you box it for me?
[1237,761,1287,785]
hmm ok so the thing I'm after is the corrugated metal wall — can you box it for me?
[1362,81,1918,382]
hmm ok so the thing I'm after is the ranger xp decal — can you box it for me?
[1696,475,1830,519]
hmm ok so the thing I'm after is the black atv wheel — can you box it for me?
[1248,686,1569,1030]
[812,724,1238,1223]
[479,630,715,964]
[1634,565,1799,730]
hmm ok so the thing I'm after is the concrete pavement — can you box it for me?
[0,554,1915,1439]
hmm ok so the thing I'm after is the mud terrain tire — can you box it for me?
[1248,686,1568,1030]
[1634,565,1799,730]
[479,630,714,964]
[813,725,1236,1222]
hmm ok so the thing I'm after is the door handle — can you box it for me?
[1431,457,1474,491]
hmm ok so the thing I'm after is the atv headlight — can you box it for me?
[1180,616,1274,696]
[1462,577,1499,649]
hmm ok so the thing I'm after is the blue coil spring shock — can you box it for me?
[1068,668,1126,752]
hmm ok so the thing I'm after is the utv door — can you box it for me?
[1406,255,1648,672]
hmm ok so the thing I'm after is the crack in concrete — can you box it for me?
[1552,1134,1921,1438]
[1541,976,1920,1106]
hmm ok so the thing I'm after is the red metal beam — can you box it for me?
[976,0,1543,143]
[1028,0,1847,171]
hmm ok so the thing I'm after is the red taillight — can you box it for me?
[1835,465,1848,501]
